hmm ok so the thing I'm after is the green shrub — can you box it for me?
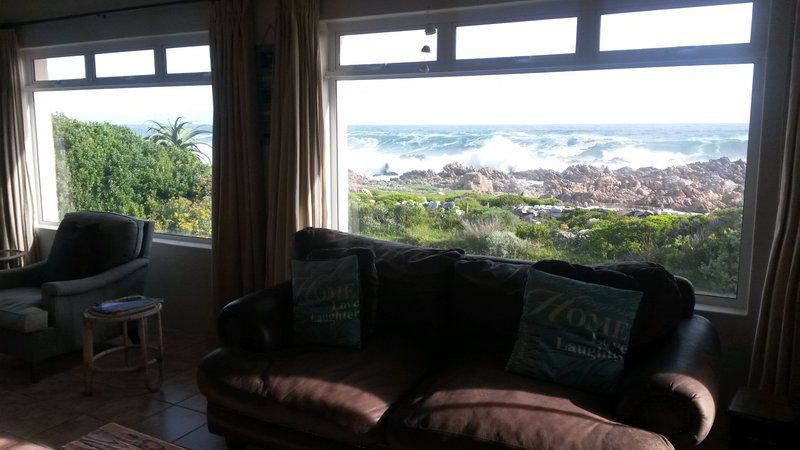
[478,207,521,229]
[515,223,553,241]
[52,113,211,236]
[487,194,528,208]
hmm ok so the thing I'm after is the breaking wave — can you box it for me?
[344,124,748,175]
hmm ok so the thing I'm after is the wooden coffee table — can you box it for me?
[63,422,185,449]
[82,302,164,395]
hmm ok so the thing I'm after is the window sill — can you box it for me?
[152,236,211,250]
[695,301,748,316]
[35,224,212,250]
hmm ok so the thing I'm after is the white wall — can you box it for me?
[35,228,213,334]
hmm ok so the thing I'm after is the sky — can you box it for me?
[338,64,754,125]
[34,86,213,125]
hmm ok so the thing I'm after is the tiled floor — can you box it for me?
[0,328,227,449]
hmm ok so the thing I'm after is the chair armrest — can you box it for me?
[217,281,292,353]
[41,259,149,297]
[614,315,720,448]
[0,260,46,289]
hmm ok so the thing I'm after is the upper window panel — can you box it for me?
[166,45,211,74]
[95,49,155,77]
[34,55,85,81]
[456,17,577,59]
[340,29,437,65]
[600,3,753,51]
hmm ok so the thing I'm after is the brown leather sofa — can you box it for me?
[198,227,720,449]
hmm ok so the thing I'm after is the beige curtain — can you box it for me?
[0,29,36,263]
[209,0,266,313]
[266,0,328,286]
[749,1,800,399]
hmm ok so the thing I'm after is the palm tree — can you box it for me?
[146,117,211,163]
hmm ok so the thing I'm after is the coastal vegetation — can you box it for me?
[49,113,742,295]
[350,188,741,296]
[52,114,211,237]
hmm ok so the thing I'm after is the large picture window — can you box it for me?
[327,1,762,302]
[27,39,213,238]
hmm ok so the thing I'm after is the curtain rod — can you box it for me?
[1,0,216,29]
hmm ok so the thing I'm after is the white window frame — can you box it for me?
[323,0,769,311]
[21,32,212,244]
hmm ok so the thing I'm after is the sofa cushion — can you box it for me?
[306,247,379,338]
[387,352,673,450]
[449,259,529,354]
[292,255,362,348]
[0,288,48,332]
[198,334,435,446]
[535,260,685,349]
[506,268,642,395]
[294,227,464,339]
[45,211,143,281]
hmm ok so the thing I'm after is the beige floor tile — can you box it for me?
[176,394,207,414]
[134,406,206,442]
[31,415,105,448]
[0,394,78,439]
[148,368,200,404]
[83,395,172,427]
[173,424,227,449]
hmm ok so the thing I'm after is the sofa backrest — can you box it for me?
[453,255,695,357]
[44,211,153,282]
[294,228,462,340]
[293,228,695,355]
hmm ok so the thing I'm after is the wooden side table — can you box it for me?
[0,249,26,269]
[727,387,800,450]
[82,303,164,396]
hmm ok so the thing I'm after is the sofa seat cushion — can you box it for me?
[198,334,434,445]
[387,353,673,450]
[0,288,48,333]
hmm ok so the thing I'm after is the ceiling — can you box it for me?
[0,0,178,25]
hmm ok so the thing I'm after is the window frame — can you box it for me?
[21,32,213,243]
[323,0,768,311]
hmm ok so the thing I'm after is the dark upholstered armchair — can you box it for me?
[0,211,154,379]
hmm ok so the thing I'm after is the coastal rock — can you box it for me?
[352,157,746,213]
[441,162,472,178]
[456,172,494,194]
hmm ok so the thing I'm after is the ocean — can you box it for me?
[345,124,749,176]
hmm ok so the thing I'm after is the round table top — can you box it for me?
[0,249,26,262]
[84,302,162,322]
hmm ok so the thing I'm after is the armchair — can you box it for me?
[0,211,154,380]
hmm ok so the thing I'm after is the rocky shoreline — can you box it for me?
[349,157,745,214]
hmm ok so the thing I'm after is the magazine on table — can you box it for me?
[91,295,162,315]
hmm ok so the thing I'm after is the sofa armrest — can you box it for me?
[614,315,720,448]
[217,281,292,353]
[0,260,46,289]
[41,259,149,297]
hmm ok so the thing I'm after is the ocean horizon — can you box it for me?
[345,123,749,175]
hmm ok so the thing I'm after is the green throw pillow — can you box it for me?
[506,268,642,395]
[292,255,362,348]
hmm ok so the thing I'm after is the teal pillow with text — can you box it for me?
[292,255,362,348]
[506,268,642,395]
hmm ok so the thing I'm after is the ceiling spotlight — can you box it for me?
[425,23,437,35]
[421,45,431,53]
